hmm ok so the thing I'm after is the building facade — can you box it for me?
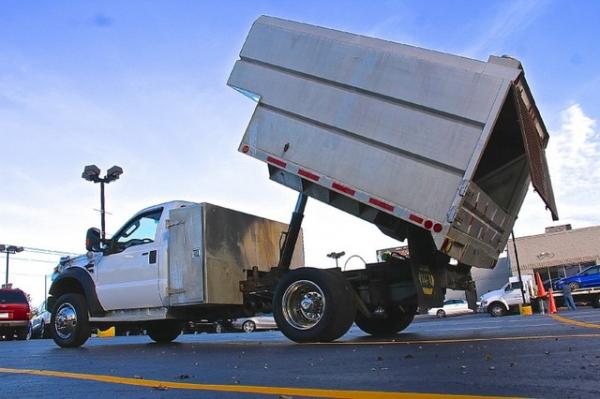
[507,224,600,285]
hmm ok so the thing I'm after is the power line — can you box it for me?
[23,247,79,256]
[8,257,58,265]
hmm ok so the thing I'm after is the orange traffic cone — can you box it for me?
[548,289,558,314]
[535,272,547,298]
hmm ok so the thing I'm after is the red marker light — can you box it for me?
[241,145,249,153]
[433,223,443,233]
[424,220,433,230]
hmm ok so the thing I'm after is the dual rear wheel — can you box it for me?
[273,267,416,342]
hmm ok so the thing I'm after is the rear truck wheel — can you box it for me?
[273,267,356,343]
[436,309,446,318]
[355,304,417,336]
[489,302,505,317]
[147,321,182,343]
[242,320,256,333]
[568,282,580,291]
[51,293,91,348]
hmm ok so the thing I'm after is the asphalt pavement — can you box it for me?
[1,308,600,399]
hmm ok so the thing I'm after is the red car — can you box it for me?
[0,287,31,340]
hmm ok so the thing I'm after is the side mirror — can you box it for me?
[85,228,102,252]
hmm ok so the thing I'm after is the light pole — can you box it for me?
[0,244,24,286]
[326,251,345,268]
[81,165,123,241]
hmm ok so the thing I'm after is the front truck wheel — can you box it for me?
[51,293,91,348]
[147,321,182,343]
[355,304,417,336]
[273,267,356,343]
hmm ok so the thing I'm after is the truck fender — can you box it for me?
[48,267,105,317]
[488,300,509,310]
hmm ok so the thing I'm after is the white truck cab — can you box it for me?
[479,275,535,317]
[48,200,305,347]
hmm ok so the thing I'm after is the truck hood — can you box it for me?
[59,252,102,273]
[481,288,504,302]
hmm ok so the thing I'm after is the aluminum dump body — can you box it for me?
[167,203,304,306]
[228,16,557,269]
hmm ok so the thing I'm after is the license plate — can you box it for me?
[0,313,8,318]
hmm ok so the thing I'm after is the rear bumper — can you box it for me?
[0,320,29,328]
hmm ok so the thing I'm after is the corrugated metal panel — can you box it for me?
[512,85,559,221]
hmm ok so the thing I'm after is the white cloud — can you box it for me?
[515,104,600,235]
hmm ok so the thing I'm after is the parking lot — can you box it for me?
[1,309,599,399]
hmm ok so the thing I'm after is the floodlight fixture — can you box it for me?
[6,246,23,253]
[326,251,346,268]
[82,164,101,182]
[106,165,123,183]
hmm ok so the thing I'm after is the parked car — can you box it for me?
[428,299,474,318]
[183,320,230,334]
[554,265,600,291]
[0,287,32,340]
[231,314,277,332]
[31,301,51,339]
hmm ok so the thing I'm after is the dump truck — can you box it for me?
[227,16,557,341]
[48,16,557,347]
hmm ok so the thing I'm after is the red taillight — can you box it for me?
[424,220,433,230]
[409,214,424,224]
[433,223,443,233]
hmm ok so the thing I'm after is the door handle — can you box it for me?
[142,252,149,256]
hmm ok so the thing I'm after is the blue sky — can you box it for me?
[1,1,599,304]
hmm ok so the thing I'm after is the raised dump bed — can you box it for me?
[229,16,557,270]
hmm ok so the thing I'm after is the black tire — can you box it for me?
[147,321,182,343]
[436,309,446,318]
[273,267,356,343]
[242,320,256,333]
[50,293,91,348]
[489,303,505,317]
[591,295,600,309]
[16,324,31,341]
[568,282,580,291]
[41,323,49,339]
[355,304,416,336]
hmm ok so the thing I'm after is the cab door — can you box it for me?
[96,208,164,310]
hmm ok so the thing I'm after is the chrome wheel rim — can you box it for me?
[243,321,255,333]
[55,302,77,340]
[281,280,325,330]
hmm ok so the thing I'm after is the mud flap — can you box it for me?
[408,225,447,313]
[408,226,478,312]
[409,262,447,313]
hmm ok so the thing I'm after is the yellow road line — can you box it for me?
[0,367,521,399]
[551,314,600,329]
[310,333,600,346]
